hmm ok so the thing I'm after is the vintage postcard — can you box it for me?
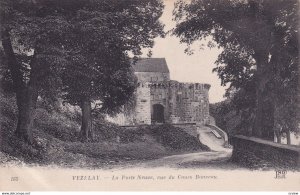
[0,0,299,192]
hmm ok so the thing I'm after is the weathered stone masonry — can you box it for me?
[108,58,211,125]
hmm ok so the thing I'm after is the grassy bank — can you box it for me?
[0,93,209,168]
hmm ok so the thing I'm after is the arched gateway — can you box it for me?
[152,104,164,123]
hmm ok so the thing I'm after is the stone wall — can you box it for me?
[107,59,212,126]
[231,135,300,170]
[150,81,210,124]
[108,80,211,126]
[110,81,210,125]
[205,124,229,146]
[134,83,151,124]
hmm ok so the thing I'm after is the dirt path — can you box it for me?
[130,126,233,169]
[133,149,232,169]
[132,127,233,169]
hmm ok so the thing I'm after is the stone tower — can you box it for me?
[107,58,211,125]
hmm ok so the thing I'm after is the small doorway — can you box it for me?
[152,104,165,123]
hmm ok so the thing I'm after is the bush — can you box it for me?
[92,120,120,141]
[121,124,209,151]
[0,93,17,135]
[148,124,209,151]
[34,108,80,142]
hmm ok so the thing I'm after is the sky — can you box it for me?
[141,1,227,103]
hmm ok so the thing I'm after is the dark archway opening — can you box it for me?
[152,104,165,123]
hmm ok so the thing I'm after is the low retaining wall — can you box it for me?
[205,124,229,146]
[231,135,300,170]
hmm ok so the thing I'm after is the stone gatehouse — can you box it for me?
[108,58,211,125]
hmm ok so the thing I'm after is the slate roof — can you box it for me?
[131,58,169,73]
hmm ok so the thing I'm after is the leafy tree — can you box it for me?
[0,0,72,144]
[62,47,137,141]
[173,0,299,140]
[1,0,165,143]
[59,0,164,141]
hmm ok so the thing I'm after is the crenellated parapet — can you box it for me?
[136,81,152,88]
[137,81,211,91]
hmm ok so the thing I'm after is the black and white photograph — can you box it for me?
[0,0,299,192]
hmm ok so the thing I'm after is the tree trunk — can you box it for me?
[80,98,93,141]
[275,130,281,144]
[286,130,291,145]
[298,24,300,134]
[277,134,281,144]
[15,88,38,144]
[252,51,275,141]
[2,28,39,144]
